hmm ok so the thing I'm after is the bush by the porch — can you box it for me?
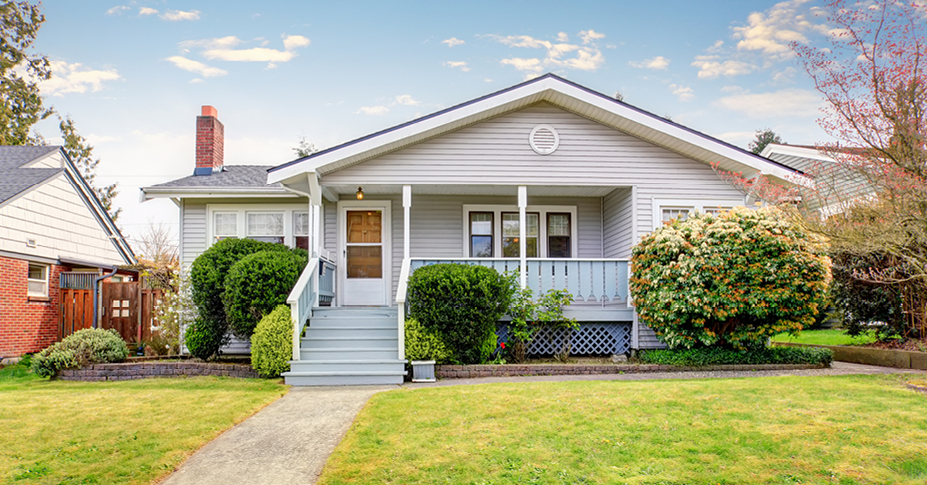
[404,318,453,363]
[630,206,831,350]
[31,328,129,377]
[189,238,307,360]
[250,305,293,378]
[224,250,308,339]
[406,263,513,364]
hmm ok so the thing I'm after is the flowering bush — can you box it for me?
[506,274,577,363]
[150,268,196,355]
[630,206,831,350]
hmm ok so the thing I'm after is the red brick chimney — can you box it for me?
[194,105,224,176]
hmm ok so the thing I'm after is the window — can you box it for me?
[214,212,238,241]
[294,212,310,250]
[547,213,571,258]
[464,205,577,258]
[653,199,745,229]
[246,212,284,244]
[502,212,538,257]
[27,263,48,298]
[469,212,493,257]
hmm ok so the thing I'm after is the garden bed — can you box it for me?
[435,362,827,379]
[58,360,259,381]
[774,342,927,370]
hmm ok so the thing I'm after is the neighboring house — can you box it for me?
[761,143,871,212]
[144,74,800,385]
[0,146,136,359]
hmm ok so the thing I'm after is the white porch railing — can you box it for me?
[288,256,337,361]
[407,258,630,304]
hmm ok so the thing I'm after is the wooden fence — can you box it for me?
[58,278,163,344]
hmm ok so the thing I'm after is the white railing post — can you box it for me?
[403,185,411,261]
[287,257,319,362]
[396,257,412,361]
[518,186,527,289]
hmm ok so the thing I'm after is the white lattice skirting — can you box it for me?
[497,322,632,356]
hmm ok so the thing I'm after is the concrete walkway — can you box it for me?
[158,362,924,484]
[159,385,396,485]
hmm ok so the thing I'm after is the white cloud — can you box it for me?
[160,10,200,21]
[556,32,569,42]
[491,30,605,73]
[441,37,465,47]
[732,0,826,60]
[629,56,669,70]
[139,7,158,16]
[714,88,821,118]
[669,84,694,101]
[707,40,724,53]
[106,5,130,15]
[443,61,470,72]
[283,35,310,50]
[180,35,310,69]
[357,106,389,116]
[691,59,756,78]
[40,61,121,96]
[394,95,419,106]
[165,56,228,78]
[771,66,797,83]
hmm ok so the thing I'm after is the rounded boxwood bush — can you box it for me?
[224,250,308,339]
[404,318,453,363]
[184,317,229,361]
[189,238,307,360]
[630,206,831,350]
[406,263,513,364]
[250,305,293,378]
[31,328,129,377]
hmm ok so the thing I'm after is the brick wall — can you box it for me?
[0,256,66,358]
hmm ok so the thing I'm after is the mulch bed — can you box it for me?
[862,339,927,353]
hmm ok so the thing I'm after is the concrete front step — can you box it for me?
[310,308,397,318]
[283,373,405,386]
[307,327,397,338]
[301,336,397,349]
[300,348,399,360]
[290,360,406,373]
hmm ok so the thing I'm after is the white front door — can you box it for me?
[339,202,390,305]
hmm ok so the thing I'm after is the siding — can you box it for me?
[180,200,207,266]
[323,201,336,252]
[638,323,667,349]
[322,102,747,241]
[602,187,633,259]
[0,174,124,265]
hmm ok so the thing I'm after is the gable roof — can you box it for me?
[0,146,61,205]
[0,145,136,265]
[761,143,837,173]
[268,73,801,185]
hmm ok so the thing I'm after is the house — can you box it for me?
[143,74,800,385]
[0,146,136,359]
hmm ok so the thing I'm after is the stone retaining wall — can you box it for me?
[436,363,825,379]
[58,361,259,381]
[775,342,927,370]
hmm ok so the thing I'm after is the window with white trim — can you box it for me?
[653,199,743,229]
[213,212,238,241]
[463,205,577,258]
[294,212,310,250]
[246,212,284,244]
[27,263,48,298]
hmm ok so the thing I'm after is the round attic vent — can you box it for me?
[529,124,560,155]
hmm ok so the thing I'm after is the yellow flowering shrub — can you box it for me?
[630,206,831,350]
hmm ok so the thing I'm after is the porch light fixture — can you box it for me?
[356,187,364,200]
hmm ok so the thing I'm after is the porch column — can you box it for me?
[308,173,323,258]
[403,185,411,260]
[518,185,527,288]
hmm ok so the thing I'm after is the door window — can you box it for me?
[346,210,382,278]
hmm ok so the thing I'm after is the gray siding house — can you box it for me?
[144,74,800,385]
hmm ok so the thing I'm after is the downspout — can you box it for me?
[92,268,118,328]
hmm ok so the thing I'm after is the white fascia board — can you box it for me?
[760,143,837,163]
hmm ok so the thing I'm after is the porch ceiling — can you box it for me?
[324,184,621,198]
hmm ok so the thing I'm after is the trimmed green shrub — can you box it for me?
[639,346,833,367]
[250,305,293,378]
[224,250,308,339]
[189,238,307,360]
[404,318,453,363]
[630,206,831,350]
[184,317,228,361]
[31,328,129,377]
[407,263,513,364]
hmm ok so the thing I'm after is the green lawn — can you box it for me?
[0,360,286,485]
[319,375,927,485]
[772,328,878,346]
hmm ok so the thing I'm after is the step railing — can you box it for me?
[395,257,412,361]
[288,256,338,361]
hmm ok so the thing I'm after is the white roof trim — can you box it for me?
[268,74,799,185]
[761,143,837,163]
[141,187,296,201]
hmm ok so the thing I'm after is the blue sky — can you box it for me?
[31,1,837,249]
